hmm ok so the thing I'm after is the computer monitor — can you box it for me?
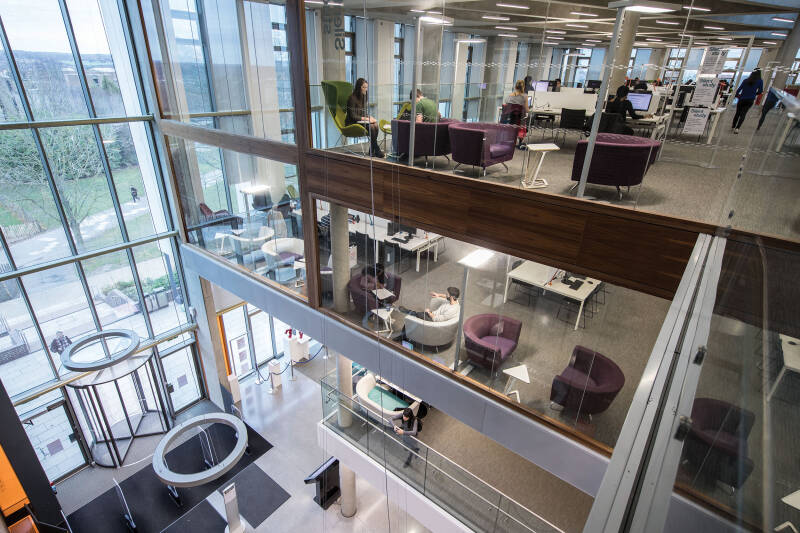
[627,92,652,112]
[534,81,549,92]
[586,79,601,89]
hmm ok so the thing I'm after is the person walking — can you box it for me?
[731,69,763,134]
[49,331,72,356]
[130,186,139,203]
[391,407,420,467]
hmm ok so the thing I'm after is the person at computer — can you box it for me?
[633,78,648,91]
[731,69,763,134]
[398,287,460,322]
[411,89,440,123]
[606,85,651,135]
[346,78,383,158]
[524,75,534,93]
[552,78,561,92]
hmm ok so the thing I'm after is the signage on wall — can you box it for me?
[691,76,719,107]
[682,108,711,136]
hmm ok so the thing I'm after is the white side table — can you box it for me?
[502,364,530,402]
[522,143,559,189]
[768,334,800,401]
[370,308,394,336]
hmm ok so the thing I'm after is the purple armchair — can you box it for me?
[571,133,661,199]
[683,398,755,490]
[463,314,522,372]
[392,119,457,163]
[449,122,518,174]
[550,346,624,415]
[347,273,401,316]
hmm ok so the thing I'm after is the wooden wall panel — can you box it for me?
[305,151,712,298]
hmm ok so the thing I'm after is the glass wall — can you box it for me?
[304,0,800,241]
[167,136,306,298]
[140,0,295,143]
[316,198,670,450]
[0,0,203,482]
[218,302,278,379]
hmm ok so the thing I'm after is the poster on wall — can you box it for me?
[701,47,725,76]
[682,108,711,136]
[692,76,719,106]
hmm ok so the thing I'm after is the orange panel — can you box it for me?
[0,444,28,516]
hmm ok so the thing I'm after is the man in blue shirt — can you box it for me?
[732,69,763,134]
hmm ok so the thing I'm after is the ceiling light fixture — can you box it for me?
[457,38,487,43]
[656,20,680,24]
[495,25,518,30]
[427,11,442,15]
[497,2,529,9]
[608,0,680,14]
[570,11,598,16]
[566,23,589,28]
[646,37,663,41]
[409,9,426,12]
[716,36,732,40]
[306,0,344,5]
[703,25,723,30]
[498,33,519,37]
[681,5,710,11]
[771,32,788,37]
[586,39,602,42]
[694,41,709,45]
[546,29,567,34]
[581,43,596,46]
[772,17,794,23]
[546,36,565,39]
[542,41,560,45]
[420,14,454,24]
[482,15,510,20]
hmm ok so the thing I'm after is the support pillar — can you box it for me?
[330,204,350,314]
[339,463,357,517]
[336,352,353,428]
[772,22,800,90]
[320,7,347,147]
[607,12,640,91]
[420,23,444,101]
[479,36,506,122]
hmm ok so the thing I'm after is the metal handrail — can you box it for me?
[322,379,563,532]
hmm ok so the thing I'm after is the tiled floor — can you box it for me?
[58,366,431,533]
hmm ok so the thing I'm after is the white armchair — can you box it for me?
[403,297,460,349]
[260,238,305,281]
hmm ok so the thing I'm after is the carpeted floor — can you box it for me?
[333,106,800,242]
[67,422,274,533]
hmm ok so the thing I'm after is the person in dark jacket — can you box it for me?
[731,69,763,134]
[757,89,779,130]
[606,85,650,135]
[345,77,383,157]
[391,407,419,467]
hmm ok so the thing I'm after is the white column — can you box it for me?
[339,463,357,517]
[336,352,353,427]
[374,19,395,121]
[608,12,640,91]
[451,35,469,120]
[330,204,350,314]
[773,22,800,90]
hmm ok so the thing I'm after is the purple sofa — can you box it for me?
[684,398,754,490]
[550,346,624,415]
[571,133,661,199]
[347,273,401,316]
[449,122,518,174]
[463,314,522,372]
[392,119,457,163]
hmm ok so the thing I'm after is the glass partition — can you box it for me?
[304,0,800,241]
[140,0,295,143]
[167,136,306,298]
[316,198,670,450]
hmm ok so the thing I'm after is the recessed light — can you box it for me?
[496,3,529,9]
[427,11,441,15]
[419,15,454,25]
[306,0,344,4]
[762,41,777,45]
[495,26,518,30]
[771,32,788,37]
[542,41,560,45]
[457,38,487,43]
[695,41,709,45]
[646,38,663,41]
[570,11,598,16]
[546,36,565,40]
[656,20,680,25]
[498,33,519,37]
[704,25,723,30]
[409,9,426,12]
[678,33,693,37]
[582,43,596,46]
[483,15,510,20]
[772,17,794,23]
[585,39,602,42]
[716,36,732,40]
[608,1,680,14]
[546,29,566,34]
[681,5,710,11]
[566,24,589,28]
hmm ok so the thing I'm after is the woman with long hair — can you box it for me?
[731,69,763,134]
[345,77,383,157]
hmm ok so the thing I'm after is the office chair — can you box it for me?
[598,112,622,134]
[379,102,411,154]
[556,108,590,145]
[321,81,370,155]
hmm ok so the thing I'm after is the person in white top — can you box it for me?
[399,287,460,322]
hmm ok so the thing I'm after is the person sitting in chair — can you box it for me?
[606,85,651,135]
[399,287,460,322]
[410,89,441,123]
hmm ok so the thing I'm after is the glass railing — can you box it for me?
[320,373,564,533]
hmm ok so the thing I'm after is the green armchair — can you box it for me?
[321,81,369,153]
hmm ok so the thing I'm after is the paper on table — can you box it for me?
[372,288,394,300]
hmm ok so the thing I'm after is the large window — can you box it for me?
[0,0,202,482]
[218,303,277,380]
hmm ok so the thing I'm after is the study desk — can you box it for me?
[630,114,669,139]
[775,112,799,152]
[503,261,602,330]
[347,219,444,272]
